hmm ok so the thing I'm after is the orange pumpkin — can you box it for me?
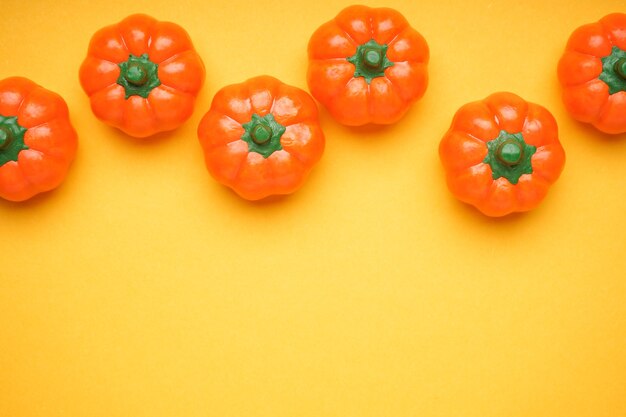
[439,92,566,217]
[307,5,429,126]
[197,76,325,200]
[79,14,205,137]
[557,13,626,134]
[0,77,77,202]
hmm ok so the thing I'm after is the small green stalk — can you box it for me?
[117,53,161,99]
[0,115,28,166]
[251,124,273,145]
[241,114,286,158]
[615,58,626,80]
[0,127,10,149]
[483,130,536,184]
[347,39,394,84]
[599,46,626,94]
[497,140,524,166]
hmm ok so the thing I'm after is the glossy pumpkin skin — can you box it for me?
[0,77,78,202]
[197,76,325,201]
[439,92,566,217]
[307,5,429,126]
[79,14,205,138]
[557,13,626,134]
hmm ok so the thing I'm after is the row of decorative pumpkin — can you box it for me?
[0,7,623,217]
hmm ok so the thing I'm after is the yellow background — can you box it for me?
[1,0,625,416]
